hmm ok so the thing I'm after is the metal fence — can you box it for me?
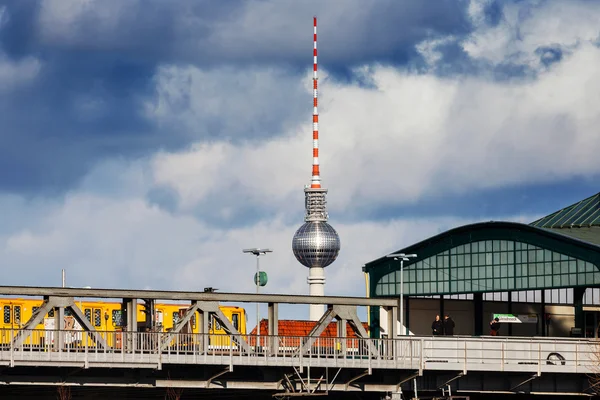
[0,329,597,374]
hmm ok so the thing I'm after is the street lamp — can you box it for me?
[387,253,417,335]
[243,248,272,344]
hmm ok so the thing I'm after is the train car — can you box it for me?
[0,298,247,349]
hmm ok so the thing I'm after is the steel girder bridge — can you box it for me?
[0,286,597,398]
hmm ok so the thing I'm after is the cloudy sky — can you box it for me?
[0,0,599,321]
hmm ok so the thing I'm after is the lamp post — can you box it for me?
[243,248,272,345]
[387,253,417,335]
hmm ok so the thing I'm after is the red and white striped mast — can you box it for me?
[311,16,321,189]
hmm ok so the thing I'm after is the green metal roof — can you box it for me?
[530,192,600,229]
[364,221,600,298]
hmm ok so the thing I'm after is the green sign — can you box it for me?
[493,313,538,324]
[254,271,268,287]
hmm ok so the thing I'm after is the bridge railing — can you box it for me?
[0,329,598,374]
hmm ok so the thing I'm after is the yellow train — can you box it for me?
[0,298,247,349]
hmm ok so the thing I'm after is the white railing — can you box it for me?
[0,329,597,374]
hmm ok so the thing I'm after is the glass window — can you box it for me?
[85,308,91,322]
[536,264,544,276]
[493,241,500,251]
[537,249,544,262]
[232,313,239,330]
[112,310,124,327]
[94,309,102,327]
[13,306,20,323]
[3,306,10,324]
[493,252,500,265]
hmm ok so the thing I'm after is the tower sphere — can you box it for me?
[292,221,341,268]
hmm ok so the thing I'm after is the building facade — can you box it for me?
[363,193,600,338]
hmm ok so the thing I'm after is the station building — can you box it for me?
[363,192,600,338]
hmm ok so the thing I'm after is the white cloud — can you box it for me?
[462,0,600,69]
[0,55,41,91]
[149,38,600,219]
[0,171,489,322]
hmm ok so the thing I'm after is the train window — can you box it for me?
[232,313,239,330]
[85,308,92,322]
[212,316,222,331]
[191,314,196,329]
[14,306,21,323]
[93,309,102,327]
[172,312,180,325]
[64,309,72,317]
[32,306,39,315]
[3,306,10,324]
[112,310,124,327]
[48,309,55,317]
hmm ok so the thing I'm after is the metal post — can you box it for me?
[242,248,272,349]
[386,253,417,337]
[256,254,260,346]
[400,258,404,336]
[62,269,65,288]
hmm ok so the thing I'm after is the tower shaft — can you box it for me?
[308,267,325,320]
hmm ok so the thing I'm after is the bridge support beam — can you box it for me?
[123,298,137,352]
[299,305,380,358]
[268,302,278,355]
[160,301,251,354]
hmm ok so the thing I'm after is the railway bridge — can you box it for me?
[0,286,597,399]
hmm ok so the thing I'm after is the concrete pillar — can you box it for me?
[474,293,483,336]
[574,287,586,334]
[268,302,278,355]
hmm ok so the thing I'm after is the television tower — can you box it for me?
[292,16,341,321]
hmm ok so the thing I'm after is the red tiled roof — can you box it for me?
[249,319,369,337]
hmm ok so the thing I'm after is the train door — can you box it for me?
[83,306,104,330]
[3,302,24,329]
[231,311,241,332]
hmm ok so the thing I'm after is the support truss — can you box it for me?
[299,305,379,358]
[12,296,108,350]
[159,301,251,354]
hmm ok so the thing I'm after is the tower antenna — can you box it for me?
[311,16,321,189]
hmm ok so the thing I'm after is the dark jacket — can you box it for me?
[443,317,455,335]
[490,321,501,335]
[431,319,444,335]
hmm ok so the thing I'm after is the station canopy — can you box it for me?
[364,221,600,298]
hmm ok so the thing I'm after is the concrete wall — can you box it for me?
[378,298,576,338]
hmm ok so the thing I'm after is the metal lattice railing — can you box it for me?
[0,328,597,374]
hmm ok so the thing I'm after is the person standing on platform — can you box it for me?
[490,317,501,336]
[443,314,455,336]
[431,315,444,336]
